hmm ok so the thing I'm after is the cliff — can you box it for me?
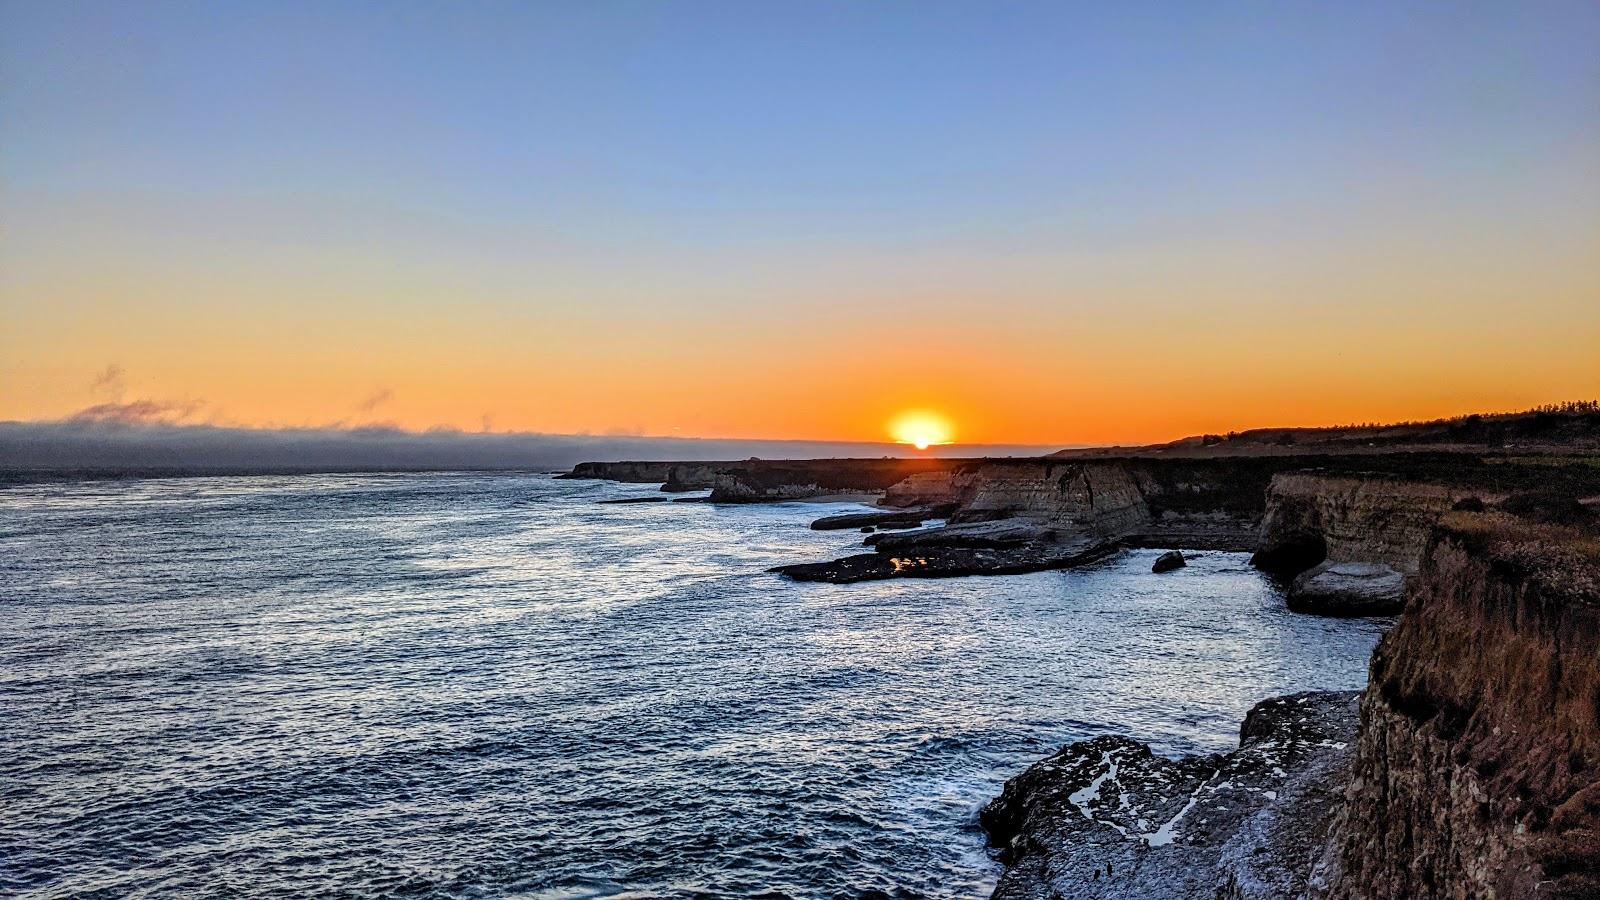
[559,461,682,483]
[661,462,726,492]
[1315,514,1600,899]
[887,458,1282,543]
[979,515,1600,898]
[1251,473,1470,577]
[1049,404,1600,459]
[944,461,1151,534]
[559,460,733,490]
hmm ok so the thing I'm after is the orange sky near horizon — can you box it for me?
[6,239,1596,447]
[3,3,1598,448]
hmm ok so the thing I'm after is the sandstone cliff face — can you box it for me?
[945,461,1151,536]
[882,470,962,508]
[1317,515,1600,899]
[881,458,1287,549]
[1253,474,1470,576]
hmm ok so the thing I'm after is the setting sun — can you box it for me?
[889,411,955,450]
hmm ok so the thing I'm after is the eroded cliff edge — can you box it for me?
[1313,514,1600,899]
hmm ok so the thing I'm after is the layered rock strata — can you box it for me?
[1251,474,1470,577]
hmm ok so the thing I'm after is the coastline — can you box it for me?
[560,415,1600,897]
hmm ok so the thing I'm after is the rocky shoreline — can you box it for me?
[982,691,1359,900]
[979,512,1600,898]
[562,413,1600,897]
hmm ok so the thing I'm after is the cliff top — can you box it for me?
[1051,402,1600,460]
[1438,511,1600,605]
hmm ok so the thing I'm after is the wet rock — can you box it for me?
[772,538,1115,584]
[1286,561,1404,617]
[1151,551,1186,573]
[809,508,936,531]
[983,691,1359,899]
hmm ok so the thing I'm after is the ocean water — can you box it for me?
[0,472,1388,898]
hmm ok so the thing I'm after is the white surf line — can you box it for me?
[1068,750,1130,837]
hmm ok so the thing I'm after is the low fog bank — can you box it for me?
[0,421,1060,480]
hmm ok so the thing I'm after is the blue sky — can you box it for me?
[3,1,1597,442]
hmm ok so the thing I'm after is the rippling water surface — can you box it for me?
[1,472,1388,898]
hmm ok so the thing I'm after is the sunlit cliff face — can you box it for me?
[889,411,955,450]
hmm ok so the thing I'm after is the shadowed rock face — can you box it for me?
[1316,515,1600,899]
[981,692,1360,900]
[558,461,701,484]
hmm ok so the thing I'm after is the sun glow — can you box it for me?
[889,410,955,450]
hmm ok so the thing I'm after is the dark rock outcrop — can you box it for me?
[982,691,1360,900]
[772,537,1115,584]
[1151,550,1186,573]
[1285,561,1404,616]
[559,460,730,491]
[1314,514,1600,898]
[558,461,688,483]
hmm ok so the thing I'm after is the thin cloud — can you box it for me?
[68,399,202,427]
[356,388,393,414]
[90,364,126,399]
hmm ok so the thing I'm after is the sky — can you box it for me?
[2,0,1597,447]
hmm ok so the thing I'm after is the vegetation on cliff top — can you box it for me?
[1439,511,1600,604]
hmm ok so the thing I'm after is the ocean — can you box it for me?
[0,472,1386,898]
